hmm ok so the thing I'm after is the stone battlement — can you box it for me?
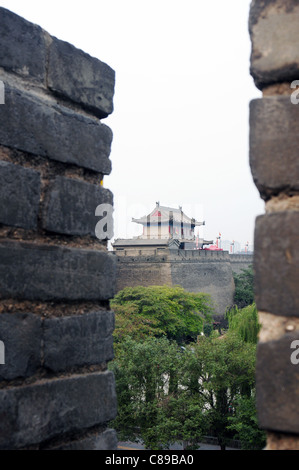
[114,248,232,260]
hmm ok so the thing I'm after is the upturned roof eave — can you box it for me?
[132,217,205,226]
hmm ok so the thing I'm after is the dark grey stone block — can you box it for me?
[249,0,299,89]
[256,332,299,433]
[0,371,117,449]
[42,176,113,237]
[44,311,115,372]
[0,85,113,174]
[49,428,118,450]
[250,97,299,199]
[48,37,115,119]
[0,313,42,381]
[0,161,41,229]
[0,7,46,83]
[0,240,116,301]
[254,213,299,316]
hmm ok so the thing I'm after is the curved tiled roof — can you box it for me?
[132,204,205,227]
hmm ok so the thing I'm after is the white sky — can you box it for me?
[0,0,264,249]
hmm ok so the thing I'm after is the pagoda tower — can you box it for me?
[112,202,213,251]
[132,202,205,240]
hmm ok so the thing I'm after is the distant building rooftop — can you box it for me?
[132,202,205,227]
[112,202,213,251]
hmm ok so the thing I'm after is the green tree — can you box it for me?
[110,336,208,449]
[233,266,254,308]
[154,393,209,450]
[110,333,258,450]
[111,285,214,345]
[181,333,256,450]
[226,303,260,344]
[110,285,263,451]
[112,303,165,356]
[227,393,266,450]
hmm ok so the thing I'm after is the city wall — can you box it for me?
[0,8,117,450]
[229,254,254,275]
[2,0,296,451]
[115,250,253,315]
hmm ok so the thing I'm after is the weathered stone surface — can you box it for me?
[256,332,299,433]
[42,176,113,237]
[0,313,42,381]
[115,250,234,315]
[48,37,115,119]
[250,97,299,199]
[265,431,299,450]
[0,7,46,83]
[0,241,116,301]
[249,0,299,89]
[0,161,41,229]
[44,311,114,372]
[170,256,234,315]
[0,371,117,449]
[49,428,118,450]
[0,85,113,174]
[230,254,253,275]
[254,213,299,316]
[0,6,118,452]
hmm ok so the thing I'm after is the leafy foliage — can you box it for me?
[227,393,266,450]
[110,333,260,450]
[226,303,260,344]
[110,336,205,449]
[181,333,257,450]
[112,303,164,356]
[233,266,254,308]
[111,285,214,345]
[109,285,264,450]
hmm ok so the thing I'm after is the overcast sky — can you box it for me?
[0,0,264,249]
